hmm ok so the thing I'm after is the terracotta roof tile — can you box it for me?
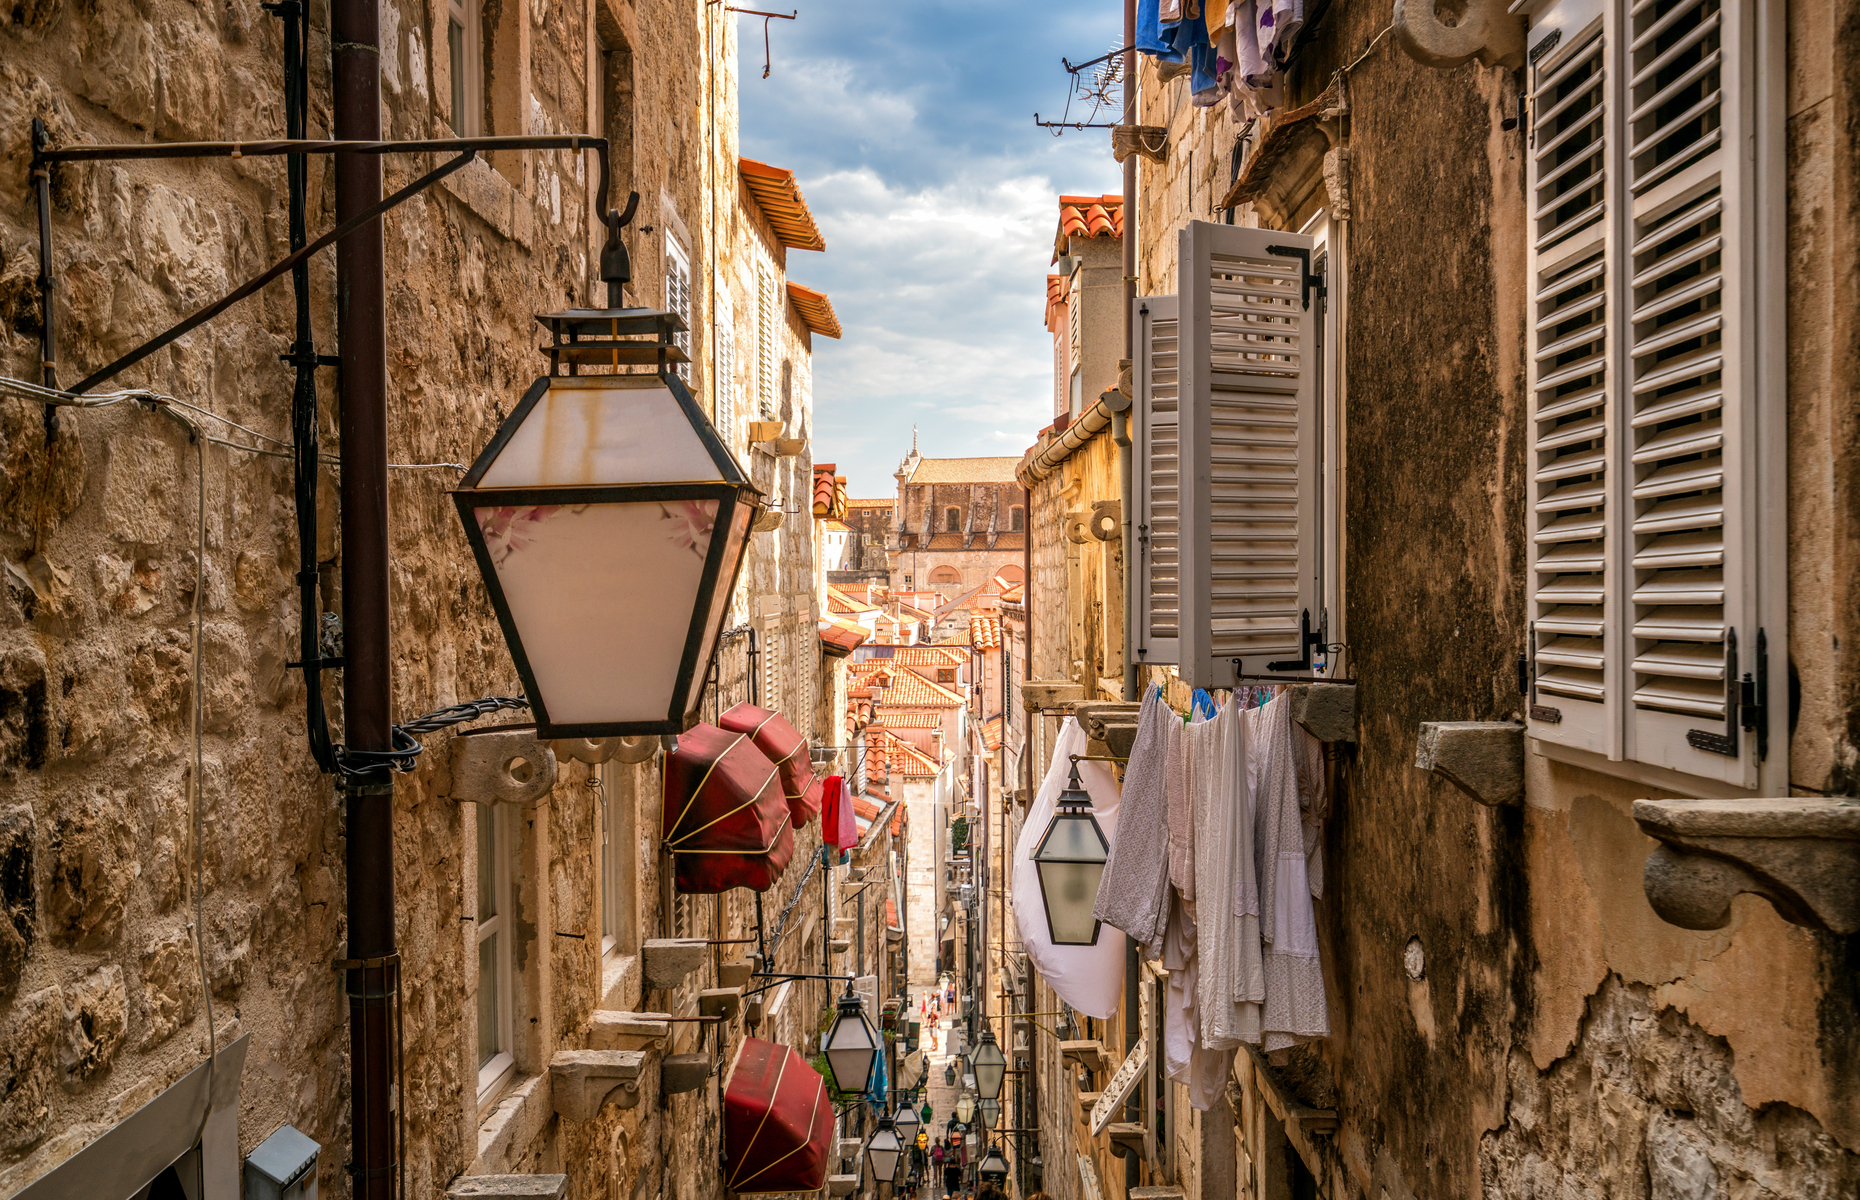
[739,157,826,251]
[855,666,964,707]
[970,614,1002,651]
[813,464,847,517]
[866,728,941,777]
[787,282,842,339]
[869,710,942,728]
[921,531,1025,551]
[1054,193,1123,259]
[905,457,1022,485]
[1045,273,1066,334]
[827,585,878,614]
[846,497,894,509]
[819,616,868,657]
[889,647,968,669]
[982,715,1003,751]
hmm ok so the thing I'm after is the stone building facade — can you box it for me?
[994,4,1860,1200]
[0,1,877,1198]
[888,449,1028,597]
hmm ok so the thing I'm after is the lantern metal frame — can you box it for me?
[954,1093,975,1125]
[893,1101,922,1144]
[820,980,882,1096]
[1030,759,1110,946]
[978,1096,1000,1130]
[866,1116,906,1187]
[452,316,761,739]
[977,1144,1010,1186]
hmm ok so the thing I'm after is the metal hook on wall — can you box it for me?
[712,4,798,79]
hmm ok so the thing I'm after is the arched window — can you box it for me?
[996,564,1025,584]
[1010,506,1025,532]
[929,566,962,585]
[945,507,961,532]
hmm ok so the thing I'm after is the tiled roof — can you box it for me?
[787,282,842,339]
[819,616,868,657]
[870,710,942,728]
[1000,583,1024,604]
[982,715,1003,751]
[856,666,964,707]
[870,729,940,777]
[813,464,847,517]
[739,157,826,251]
[1046,273,1066,334]
[971,614,1002,651]
[890,646,968,669]
[819,517,852,533]
[920,532,1026,551]
[846,497,894,509]
[933,630,972,647]
[827,585,878,615]
[1054,193,1123,259]
[905,457,1022,485]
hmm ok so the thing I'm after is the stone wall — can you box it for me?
[0,0,845,1195]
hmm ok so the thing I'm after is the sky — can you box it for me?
[736,0,1123,497]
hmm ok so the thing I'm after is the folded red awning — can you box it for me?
[724,1039,833,1195]
[720,703,823,827]
[661,724,794,894]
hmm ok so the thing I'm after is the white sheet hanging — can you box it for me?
[1011,717,1126,1019]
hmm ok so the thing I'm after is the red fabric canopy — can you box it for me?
[661,724,794,894]
[720,702,823,827]
[724,1039,833,1195]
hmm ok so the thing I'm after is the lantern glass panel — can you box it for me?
[979,1097,1000,1129]
[972,1035,1006,1101]
[955,1094,974,1124]
[1033,809,1108,946]
[477,377,728,487]
[867,1125,903,1185]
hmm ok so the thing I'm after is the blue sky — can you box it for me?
[736,0,1123,496]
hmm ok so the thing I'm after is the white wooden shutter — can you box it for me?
[715,289,736,446]
[757,265,776,418]
[666,238,693,383]
[1132,295,1180,667]
[1621,0,1755,786]
[1525,26,1615,754]
[1177,221,1318,688]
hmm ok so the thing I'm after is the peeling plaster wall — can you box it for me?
[1125,1,1860,1198]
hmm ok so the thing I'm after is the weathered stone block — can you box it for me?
[697,986,741,1021]
[718,959,753,989]
[61,963,126,1082]
[446,1175,568,1199]
[445,726,558,807]
[1414,721,1524,806]
[1022,681,1085,712]
[1288,683,1356,744]
[587,1011,671,1052]
[642,938,707,990]
[46,789,133,949]
[660,1052,710,1095]
[549,1050,645,1121]
[0,805,35,1000]
[0,987,58,1153]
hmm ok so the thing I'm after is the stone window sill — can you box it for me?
[474,1072,551,1175]
[440,156,534,250]
[598,951,641,1013]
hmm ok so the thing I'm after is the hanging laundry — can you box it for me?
[1255,0,1304,60]
[1010,717,1126,1019]
[820,774,855,858]
[1187,696,1262,1048]
[1252,696,1329,1050]
[1091,689,1174,958]
[1160,889,1233,1109]
[1166,686,1195,900]
[1137,0,1188,61]
[1293,721,1327,898]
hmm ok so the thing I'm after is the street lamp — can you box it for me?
[454,307,759,737]
[822,982,880,1095]
[972,1028,1006,1101]
[955,1093,975,1125]
[866,1116,905,1187]
[943,1061,957,1087]
[893,1101,921,1146]
[977,1144,1010,1186]
[1030,761,1110,945]
[978,1096,1000,1130]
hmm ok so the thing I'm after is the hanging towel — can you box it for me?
[821,775,856,852]
[1160,889,1234,1110]
[1292,722,1327,898]
[1010,718,1126,1018]
[1092,690,1175,958]
[1187,697,1262,1048]
[1138,0,1188,60]
[1253,697,1329,1049]
[1255,0,1304,60]
[1166,691,1194,899]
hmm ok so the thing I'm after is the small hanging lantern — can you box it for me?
[954,1093,975,1125]
[971,1028,1006,1101]
[866,1116,905,1187]
[977,1144,1010,1186]
[1031,761,1110,945]
[821,982,880,1095]
[978,1096,1000,1130]
[454,305,760,737]
[943,1061,957,1087]
[893,1101,921,1145]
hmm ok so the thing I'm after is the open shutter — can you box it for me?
[1132,294,1180,667]
[1177,221,1318,688]
[1622,0,1755,786]
[1525,25,1615,754]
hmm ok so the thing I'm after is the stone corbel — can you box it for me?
[1107,1123,1145,1158]
[642,938,708,989]
[586,1011,671,1052]
[1632,798,1860,935]
[1064,511,1092,545]
[1414,721,1524,806]
[698,986,743,1021]
[445,727,559,807]
[1088,499,1121,542]
[1060,1039,1107,1072]
[549,1050,645,1122]
[1287,683,1356,745]
[1023,680,1086,712]
[1111,124,1168,165]
[827,1176,859,1197]
[1392,0,1526,71]
[661,1052,712,1095]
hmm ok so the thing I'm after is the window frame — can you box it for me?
[474,803,516,1106]
[446,0,482,137]
[665,234,693,382]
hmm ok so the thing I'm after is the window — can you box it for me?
[1010,506,1025,532]
[714,288,736,445]
[475,804,514,1103]
[599,764,638,959]
[447,0,482,135]
[666,236,692,382]
[757,265,777,419]
[936,668,956,684]
[1522,0,1783,790]
[929,565,961,585]
[945,507,962,533]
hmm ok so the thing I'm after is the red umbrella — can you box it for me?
[720,702,823,827]
[724,1038,833,1195]
[661,724,794,894]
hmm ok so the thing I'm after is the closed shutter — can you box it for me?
[1132,294,1180,666]
[1177,221,1319,688]
[715,289,736,446]
[666,239,693,383]
[1622,0,1754,785]
[757,265,776,419]
[1526,28,1615,754]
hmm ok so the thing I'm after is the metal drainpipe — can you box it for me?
[331,0,396,1190]
[1120,0,1139,705]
